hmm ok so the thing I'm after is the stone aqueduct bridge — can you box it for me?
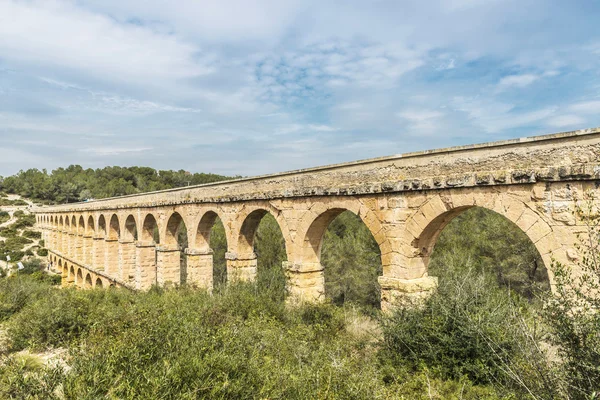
[34,128,600,309]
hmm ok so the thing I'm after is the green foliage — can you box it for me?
[255,213,288,301]
[381,260,559,397]
[0,354,63,400]
[0,276,52,321]
[210,217,228,290]
[0,198,28,206]
[542,203,600,399]
[429,207,549,299]
[0,165,236,204]
[0,210,9,225]
[37,248,48,257]
[0,278,506,399]
[22,229,42,239]
[323,211,382,310]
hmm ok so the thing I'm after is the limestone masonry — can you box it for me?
[34,128,600,310]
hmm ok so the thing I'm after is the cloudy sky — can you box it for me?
[1,0,599,177]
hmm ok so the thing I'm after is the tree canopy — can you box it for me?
[0,165,237,204]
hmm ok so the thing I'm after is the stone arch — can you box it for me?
[71,215,77,232]
[64,215,70,231]
[78,215,85,235]
[298,201,384,267]
[163,212,187,248]
[123,215,138,242]
[98,215,107,238]
[195,210,223,252]
[141,213,159,243]
[84,273,93,289]
[404,190,557,285]
[95,277,103,288]
[76,268,83,286]
[237,208,292,259]
[86,215,95,236]
[108,214,120,240]
[69,265,75,279]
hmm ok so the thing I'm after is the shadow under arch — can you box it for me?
[420,206,550,299]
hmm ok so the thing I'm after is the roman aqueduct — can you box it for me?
[34,128,600,309]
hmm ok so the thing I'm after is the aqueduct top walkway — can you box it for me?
[34,128,600,309]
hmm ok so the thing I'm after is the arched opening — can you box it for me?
[71,215,76,231]
[425,207,550,300]
[86,215,95,236]
[312,210,383,309]
[124,215,138,241]
[69,265,75,280]
[78,215,85,235]
[165,212,188,284]
[98,215,107,238]
[76,268,83,286]
[196,211,228,291]
[239,210,288,299]
[108,214,120,240]
[141,214,159,243]
[95,278,103,288]
[301,208,383,308]
[85,273,92,289]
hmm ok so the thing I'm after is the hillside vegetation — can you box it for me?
[0,165,235,204]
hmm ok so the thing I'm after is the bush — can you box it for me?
[22,230,42,239]
[381,261,559,398]
[37,248,48,257]
[0,277,51,321]
[542,203,600,399]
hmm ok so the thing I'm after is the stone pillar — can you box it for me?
[225,252,257,282]
[284,261,325,303]
[92,235,106,271]
[378,276,438,311]
[83,234,93,266]
[74,234,84,263]
[135,241,156,290]
[67,233,75,257]
[185,248,213,290]
[60,230,66,254]
[104,238,120,276]
[156,245,181,286]
[118,239,136,284]
[64,266,75,287]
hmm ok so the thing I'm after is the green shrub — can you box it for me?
[381,262,559,398]
[22,230,42,239]
[0,354,63,399]
[0,277,51,321]
[542,204,600,399]
[0,210,9,224]
[37,248,48,257]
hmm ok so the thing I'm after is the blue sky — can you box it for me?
[1,0,600,177]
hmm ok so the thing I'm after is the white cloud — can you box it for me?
[454,97,557,133]
[0,0,211,86]
[397,109,444,133]
[80,146,153,156]
[546,114,585,128]
[497,74,540,89]
[568,101,600,114]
